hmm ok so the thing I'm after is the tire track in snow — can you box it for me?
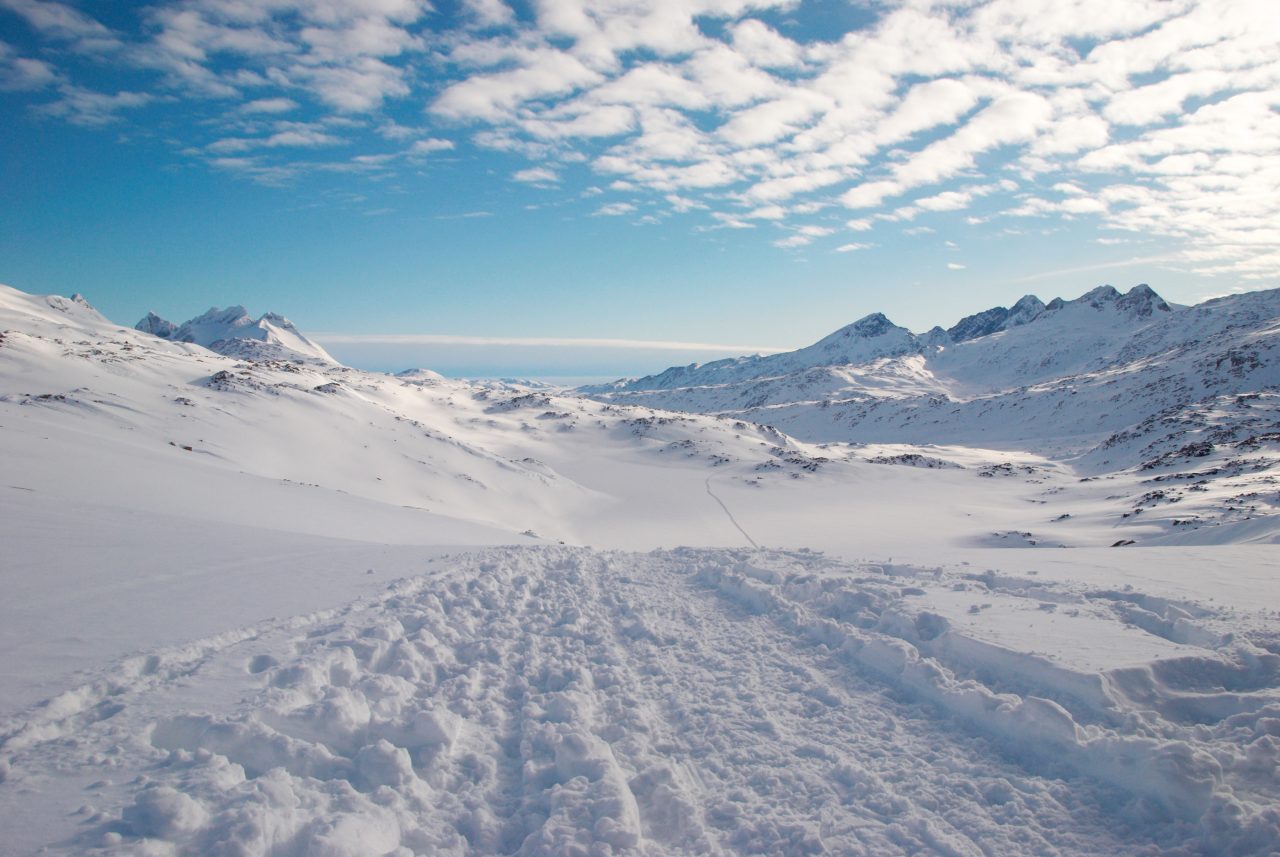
[705,476,759,548]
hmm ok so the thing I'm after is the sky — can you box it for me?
[1,0,1278,378]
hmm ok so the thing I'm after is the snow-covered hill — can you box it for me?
[136,304,335,363]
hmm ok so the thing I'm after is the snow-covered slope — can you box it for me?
[1,283,1076,557]
[136,304,335,363]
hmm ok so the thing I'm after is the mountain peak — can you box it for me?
[189,305,252,327]
[816,312,904,342]
[1008,294,1046,323]
[850,312,896,337]
[799,311,918,365]
[135,304,334,363]
[1078,285,1121,307]
[136,311,178,338]
[1116,283,1171,317]
[1038,284,1170,318]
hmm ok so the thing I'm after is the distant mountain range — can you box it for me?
[583,284,1174,394]
[582,284,1280,468]
[6,280,1280,545]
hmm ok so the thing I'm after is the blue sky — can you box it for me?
[2,0,1278,378]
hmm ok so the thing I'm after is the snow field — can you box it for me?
[3,547,1277,855]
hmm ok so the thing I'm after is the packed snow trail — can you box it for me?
[1,547,1277,855]
[704,476,759,549]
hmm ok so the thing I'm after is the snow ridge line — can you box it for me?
[681,554,1277,846]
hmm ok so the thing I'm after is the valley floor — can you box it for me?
[2,545,1278,856]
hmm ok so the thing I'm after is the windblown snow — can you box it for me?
[2,283,1279,855]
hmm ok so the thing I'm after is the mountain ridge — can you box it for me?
[581,284,1280,466]
[584,284,1176,395]
[4,279,1280,548]
[135,304,334,363]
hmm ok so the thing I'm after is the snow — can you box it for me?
[585,285,1280,465]
[3,281,1280,855]
[136,304,335,363]
[3,548,1278,854]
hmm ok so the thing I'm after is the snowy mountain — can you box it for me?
[136,304,335,363]
[4,281,1280,855]
[584,285,1279,462]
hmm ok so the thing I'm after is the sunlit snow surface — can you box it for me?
[2,284,1279,855]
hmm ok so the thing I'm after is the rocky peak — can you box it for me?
[1077,285,1122,308]
[841,312,897,338]
[921,326,952,348]
[1115,284,1171,317]
[947,306,1011,343]
[136,312,178,338]
[1006,295,1046,326]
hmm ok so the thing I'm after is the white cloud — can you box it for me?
[892,91,1054,189]
[840,180,902,210]
[914,190,972,212]
[240,97,298,114]
[746,205,787,220]
[743,166,848,203]
[0,0,121,53]
[719,90,833,147]
[38,85,152,126]
[407,138,454,156]
[593,201,636,216]
[0,44,59,90]
[731,19,804,69]
[210,126,345,153]
[433,48,604,122]
[835,242,870,252]
[513,166,560,184]
[946,262,966,270]
[6,0,1279,277]
[666,194,707,212]
[461,0,515,28]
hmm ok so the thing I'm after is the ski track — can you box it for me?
[704,476,759,549]
[2,547,1278,856]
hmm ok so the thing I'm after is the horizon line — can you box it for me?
[312,333,792,353]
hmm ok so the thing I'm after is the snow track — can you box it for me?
[2,547,1277,855]
[704,477,758,549]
